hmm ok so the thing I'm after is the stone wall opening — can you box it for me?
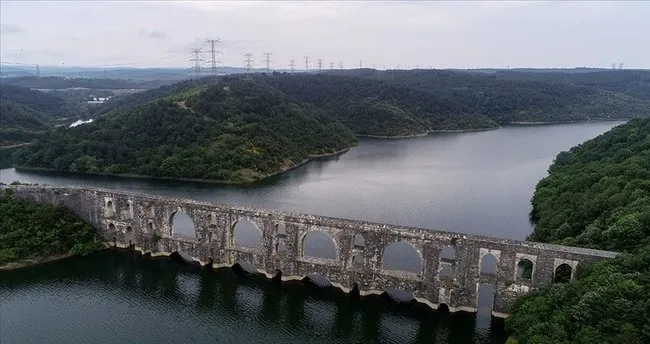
[353,234,365,249]
[233,219,262,248]
[276,223,287,238]
[516,259,534,280]
[105,200,114,217]
[304,273,332,288]
[171,211,196,238]
[480,254,498,275]
[440,246,456,261]
[439,264,454,280]
[302,231,337,259]
[108,223,116,232]
[384,289,415,303]
[382,241,422,274]
[554,263,572,283]
[476,283,495,328]
[351,252,363,268]
[147,222,154,232]
[276,242,287,254]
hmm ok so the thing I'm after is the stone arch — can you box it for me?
[126,226,133,233]
[476,283,496,327]
[554,263,572,283]
[232,219,262,248]
[207,224,217,243]
[147,222,154,232]
[439,264,454,280]
[480,254,498,275]
[382,240,422,274]
[105,200,115,217]
[276,241,287,254]
[301,230,338,259]
[516,259,534,280]
[276,223,287,237]
[351,252,363,268]
[440,246,456,261]
[352,233,365,249]
[108,223,116,231]
[384,288,416,303]
[170,211,197,238]
[304,273,332,288]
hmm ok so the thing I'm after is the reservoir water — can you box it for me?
[0,121,623,343]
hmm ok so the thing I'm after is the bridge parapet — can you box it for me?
[4,185,619,316]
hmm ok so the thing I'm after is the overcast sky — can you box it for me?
[1,1,649,70]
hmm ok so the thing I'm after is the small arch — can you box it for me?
[382,241,422,274]
[276,241,287,254]
[476,283,495,327]
[233,219,262,248]
[171,211,197,238]
[206,213,212,224]
[147,205,155,218]
[439,264,454,280]
[147,222,154,232]
[207,224,217,243]
[304,273,332,288]
[554,263,572,283]
[385,289,415,303]
[126,226,133,233]
[516,259,534,280]
[276,223,287,238]
[108,223,116,231]
[106,200,114,217]
[302,231,337,259]
[351,252,364,269]
[352,233,365,249]
[480,254,498,275]
[437,303,450,313]
[440,246,456,261]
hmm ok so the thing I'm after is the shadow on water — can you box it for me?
[1,250,507,344]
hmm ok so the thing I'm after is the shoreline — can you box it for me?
[11,146,354,186]
[508,118,629,126]
[0,253,76,271]
[357,126,499,139]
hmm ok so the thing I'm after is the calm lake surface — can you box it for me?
[0,121,623,343]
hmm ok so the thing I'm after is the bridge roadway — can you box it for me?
[7,185,619,317]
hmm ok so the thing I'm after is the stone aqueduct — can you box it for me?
[8,185,618,317]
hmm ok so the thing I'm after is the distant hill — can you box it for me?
[0,76,171,90]
[324,69,650,123]
[13,79,358,183]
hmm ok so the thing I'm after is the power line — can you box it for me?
[244,53,253,79]
[190,48,203,77]
[205,39,220,75]
[263,52,272,73]
[304,56,309,72]
[318,58,323,73]
[329,62,334,70]
[339,61,343,70]
[289,59,295,73]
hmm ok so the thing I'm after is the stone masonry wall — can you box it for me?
[6,185,619,316]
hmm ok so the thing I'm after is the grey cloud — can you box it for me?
[1,24,25,34]
[139,29,168,40]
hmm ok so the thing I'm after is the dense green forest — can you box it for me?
[13,79,358,183]
[257,74,497,136]
[507,118,650,344]
[328,69,650,123]
[0,188,103,266]
[0,85,82,145]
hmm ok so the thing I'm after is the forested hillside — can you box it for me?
[329,69,650,123]
[507,119,650,344]
[12,79,357,183]
[0,76,168,90]
[0,85,82,146]
[257,74,497,136]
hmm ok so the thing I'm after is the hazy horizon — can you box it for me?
[1,1,649,70]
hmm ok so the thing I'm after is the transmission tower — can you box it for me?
[190,49,203,77]
[339,61,343,70]
[304,56,309,72]
[244,53,253,79]
[329,62,334,70]
[35,64,40,77]
[290,60,295,73]
[205,39,220,75]
[318,58,323,73]
[263,52,272,73]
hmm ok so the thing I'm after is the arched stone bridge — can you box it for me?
[7,185,619,317]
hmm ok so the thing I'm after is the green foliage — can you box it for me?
[0,76,167,90]
[14,79,358,183]
[0,191,104,265]
[507,119,650,343]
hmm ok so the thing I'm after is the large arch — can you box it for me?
[352,233,365,249]
[382,241,422,274]
[170,211,197,238]
[476,283,496,328]
[554,263,572,283]
[516,259,534,280]
[233,219,262,248]
[440,246,456,261]
[302,230,337,259]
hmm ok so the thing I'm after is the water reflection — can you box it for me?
[1,250,507,343]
